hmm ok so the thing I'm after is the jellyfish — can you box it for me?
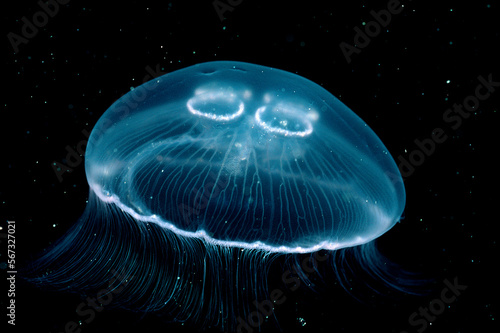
[30,61,413,331]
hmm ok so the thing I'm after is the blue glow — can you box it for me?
[30,61,410,330]
[87,61,404,252]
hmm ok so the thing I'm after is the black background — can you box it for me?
[2,0,498,332]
